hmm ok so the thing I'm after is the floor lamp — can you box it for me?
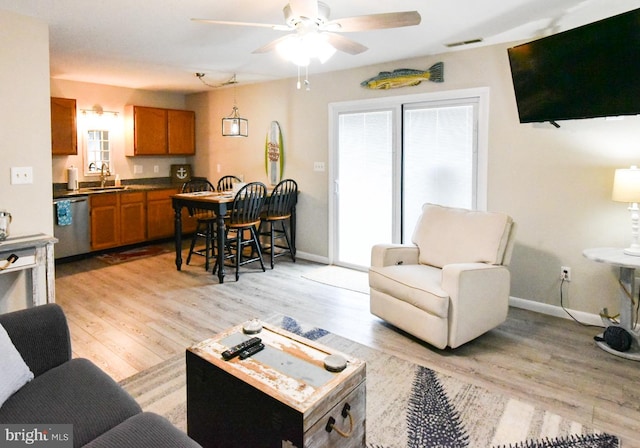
[612,165,640,256]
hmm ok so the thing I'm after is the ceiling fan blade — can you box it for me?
[288,0,319,19]
[252,35,294,54]
[324,33,368,55]
[326,11,421,32]
[192,18,290,31]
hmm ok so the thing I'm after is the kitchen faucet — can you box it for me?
[100,163,111,187]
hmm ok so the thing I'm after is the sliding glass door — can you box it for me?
[330,89,486,269]
[333,109,397,268]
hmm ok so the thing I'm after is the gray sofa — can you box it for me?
[0,303,201,448]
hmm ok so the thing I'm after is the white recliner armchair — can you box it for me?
[369,203,516,349]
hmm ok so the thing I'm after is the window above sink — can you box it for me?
[86,129,111,176]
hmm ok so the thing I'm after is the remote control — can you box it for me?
[239,343,265,360]
[221,337,262,360]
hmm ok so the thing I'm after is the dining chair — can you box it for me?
[259,179,298,268]
[181,178,217,270]
[213,182,267,281]
[216,175,242,192]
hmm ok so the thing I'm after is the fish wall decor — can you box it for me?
[361,62,444,89]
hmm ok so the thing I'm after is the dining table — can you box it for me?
[171,189,296,283]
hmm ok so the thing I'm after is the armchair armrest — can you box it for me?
[0,304,72,377]
[441,263,511,348]
[370,244,419,268]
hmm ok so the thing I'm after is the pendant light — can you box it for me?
[221,74,248,137]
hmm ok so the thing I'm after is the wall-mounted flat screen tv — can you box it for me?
[508,8,640,124]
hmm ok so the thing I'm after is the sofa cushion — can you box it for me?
[369,264,449,318]
[0,358,141,448]
[411,203,513,268]
[0,323,34,407]
[82,412,201,448]
[0,303,71,377]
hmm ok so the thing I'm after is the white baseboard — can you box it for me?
[509,296,603,327]
[295,251,329,264]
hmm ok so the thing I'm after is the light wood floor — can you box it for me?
[54,244,640,446]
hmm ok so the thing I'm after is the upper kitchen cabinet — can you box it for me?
[125,105,195,156]
[168,109,196,155]
[51,97,78,155]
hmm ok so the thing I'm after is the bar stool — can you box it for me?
[181,179,217,270]
[213,182,267,281]
[259,179,297,268]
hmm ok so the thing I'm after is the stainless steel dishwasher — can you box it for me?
[53,196,91,259]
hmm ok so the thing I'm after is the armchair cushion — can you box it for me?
[369,264,448,318]
[412,203,513,268]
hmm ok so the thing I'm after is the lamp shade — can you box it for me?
[613,166,640,203]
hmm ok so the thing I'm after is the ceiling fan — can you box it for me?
[193,0,421,65]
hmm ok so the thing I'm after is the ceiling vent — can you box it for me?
[445,38,483,48]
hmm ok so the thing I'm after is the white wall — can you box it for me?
[188,42,640,317]
[0,9,52,311]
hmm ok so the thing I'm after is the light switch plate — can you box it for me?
[11,166,33,184]
[134,165,143,174]
[313,162,325,172]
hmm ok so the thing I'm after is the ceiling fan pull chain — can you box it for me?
[297,65,301,90]
[305,65,310,91]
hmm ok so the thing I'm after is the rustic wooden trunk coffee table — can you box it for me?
[186,322,366,448]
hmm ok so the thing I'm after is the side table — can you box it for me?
[583,247,640,361]
[0,233,57,306]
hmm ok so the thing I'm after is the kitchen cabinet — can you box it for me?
[126,106,195,156]
[91,192,146,250]
[51,97,77,155]
[147,188,197,240]
[168,109,196,155]
[120,192,146,245]
[90,193,119,250]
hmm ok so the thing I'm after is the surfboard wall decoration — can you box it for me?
[265,121,284,186]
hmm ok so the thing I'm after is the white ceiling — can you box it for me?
[1,0,639,94]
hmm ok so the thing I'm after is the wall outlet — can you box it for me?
[134,165,143,174]
[11,166,33,184]
[560,266,571,282]
[153,165,159,173]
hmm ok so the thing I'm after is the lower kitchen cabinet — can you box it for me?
[90,188,198,252]
[91,192,146,250]
[120,192,146,245]
[147,188,197,240]
[90,193,119,250]
[147,188,178,240]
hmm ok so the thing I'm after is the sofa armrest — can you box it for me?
[0,303,72,377]
[370,244,419,268]
[441,263,511,348]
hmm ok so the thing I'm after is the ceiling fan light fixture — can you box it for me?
[276,32,336,66]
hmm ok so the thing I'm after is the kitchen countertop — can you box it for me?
[53,178,183,199]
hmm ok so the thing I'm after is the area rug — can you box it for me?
[120,316,619,448]
[301,265,369,294]
[96,244,171,265]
